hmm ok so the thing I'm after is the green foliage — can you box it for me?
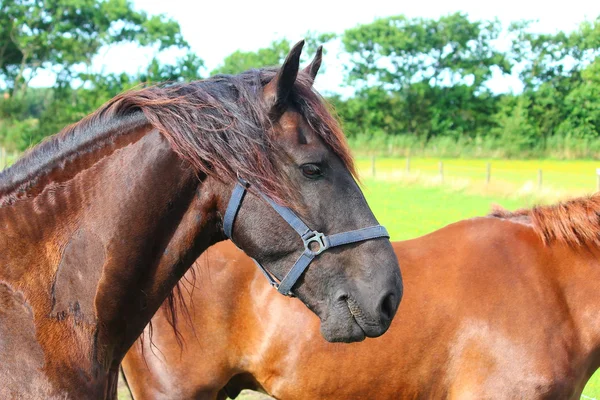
[212,39,292,75]
[329,87,405,137]
[461,16,599,159]
[0,0,188,95]
[0,0,199,150]
[0,87,53,150]
[556,59,600,139]
[491,95,538,156]
[8,51,207,150]
[211,34,336,76]
[138,54,205,84]
[331,13,600,157]
[342,13,510,91]
[0,117,38,151]
[1,8,600,159]
[337,13,509,141]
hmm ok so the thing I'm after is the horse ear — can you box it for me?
[303,45,323,84]
[263,40,304,115]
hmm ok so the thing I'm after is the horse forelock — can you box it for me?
[489,194,600,248]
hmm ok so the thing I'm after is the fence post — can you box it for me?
[371,155,376,178]
[439,161,444,183]
[596,168,600,192]
[538,169,543,190]
[406,157,410,173]
[486,162,491,185]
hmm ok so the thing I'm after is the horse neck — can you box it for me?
[227,246,319,385]
[0,127,222,397]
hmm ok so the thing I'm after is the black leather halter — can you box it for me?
[223,179,390,296]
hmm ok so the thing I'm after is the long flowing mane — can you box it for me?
[489,194,600,247]
[0,68,355,208]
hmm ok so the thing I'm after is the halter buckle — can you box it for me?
[303,231,328,256]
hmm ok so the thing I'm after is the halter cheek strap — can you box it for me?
[223,179,390,297]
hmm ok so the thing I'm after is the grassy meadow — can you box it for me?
[352,156,600,240]
[356,156,600,201]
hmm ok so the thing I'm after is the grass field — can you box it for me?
[356,156,600,203]
[361,180,527,240]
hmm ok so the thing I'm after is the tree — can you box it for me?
[505,17,600,142]
[0,0,188,95]
[212,39,291,76]
[510,17,600,90]
[138,54,205,84]
[329,87,405,138]
[211,33,336,76]
[0,0,195,150]
[339,13,509,139]
[557,59,600,139]
[342,13,510,92]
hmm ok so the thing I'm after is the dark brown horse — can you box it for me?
[123,195,600,399]
[0,42,402,399]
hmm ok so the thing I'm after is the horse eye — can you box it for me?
[300,164,323,179]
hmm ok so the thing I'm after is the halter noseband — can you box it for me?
[223,179,390,297]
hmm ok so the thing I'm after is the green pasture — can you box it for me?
[356,157,600,200]
[361,179,526,240]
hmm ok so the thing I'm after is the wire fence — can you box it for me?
[359,156,600,202]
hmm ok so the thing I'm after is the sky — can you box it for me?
[30,0,600,96]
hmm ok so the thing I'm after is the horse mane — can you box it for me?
[0,68,355,208]
[0,110,149,204]
[489,194,600,247]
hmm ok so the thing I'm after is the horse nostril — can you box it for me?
[337,293,349,302]
[379,292,396,322]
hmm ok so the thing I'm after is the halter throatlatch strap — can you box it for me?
[223,181,248,238]
[223,180,390,297]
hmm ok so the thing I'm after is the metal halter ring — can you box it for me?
[303,231,328,256]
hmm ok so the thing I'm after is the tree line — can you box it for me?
[1,1,599,158]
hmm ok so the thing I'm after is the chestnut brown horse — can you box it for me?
[0,42,402,399]
[123,195,600,399]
